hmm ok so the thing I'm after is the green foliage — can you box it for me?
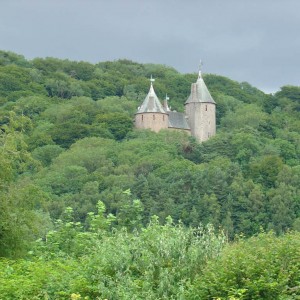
[95,112,133,140]
[221,104,269,131]
[249,155,284,187]
[275,85,300,111]
[0,49,300,298]
[32,144,65,166]
[14,95,50,118]
[187,231,300,299]
[0,65,44,99]
[0,182,51,258]
[0,201,226,299]
[0,50,29,67]
[204,74,267,104]
[0,112,38,181]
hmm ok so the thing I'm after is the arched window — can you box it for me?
[142,115,144,122]
[153,115,155,120]
[205,105,208,111]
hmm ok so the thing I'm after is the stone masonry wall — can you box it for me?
[135,112,169,133]
[185,102,216,142]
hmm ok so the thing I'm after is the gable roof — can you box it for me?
[137,82,166,114]
[185,72,216,104]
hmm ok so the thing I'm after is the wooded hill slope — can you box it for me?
[1,50,300,299]
[0,49,300,257]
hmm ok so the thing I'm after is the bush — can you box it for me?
[187,231,300,299]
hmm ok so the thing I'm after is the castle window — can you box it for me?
[163,115,165,121]
[153,115,155,120]
[142,115,144,122]
[205,105,208,111]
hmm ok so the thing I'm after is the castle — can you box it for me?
[135,69,216,142]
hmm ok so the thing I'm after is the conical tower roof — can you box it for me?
[185,71,215,104]
[137,78,166,114]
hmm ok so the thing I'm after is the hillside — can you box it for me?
[0,50,300,298]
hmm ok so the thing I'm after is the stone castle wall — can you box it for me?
[185,102,216,142]
[135,112,169,133]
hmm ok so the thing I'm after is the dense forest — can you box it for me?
[0,50,300,299]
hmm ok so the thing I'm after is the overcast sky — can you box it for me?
[1,0,299,93]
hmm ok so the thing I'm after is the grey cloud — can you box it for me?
[1,0,300,92]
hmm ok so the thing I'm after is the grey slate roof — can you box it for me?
[137,83,166,114]
[185,73,216,104]
[168,111,190,130]
[135,80,191,131]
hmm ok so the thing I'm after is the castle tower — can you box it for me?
[135,77,169,132]
[185,69,216,142]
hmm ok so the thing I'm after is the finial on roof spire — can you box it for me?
[150,75,155,85]
[163,94,170,111]
[198,60,203,79]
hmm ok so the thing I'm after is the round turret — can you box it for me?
[135,78,169,132]
[185,72,216,142]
